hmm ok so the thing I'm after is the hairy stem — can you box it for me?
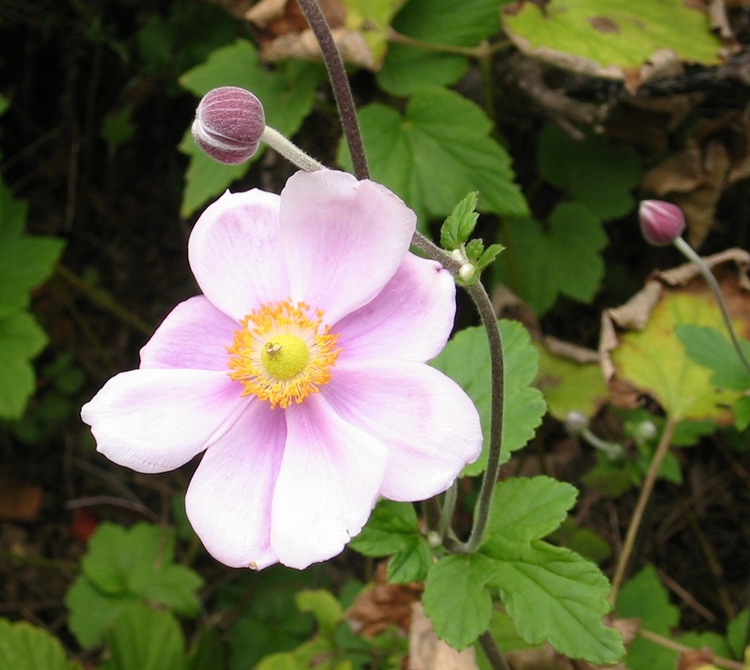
[610,418,677,604]
[296,0,369,180]
[412,232,506,555]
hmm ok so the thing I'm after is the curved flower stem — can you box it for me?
[261,126,326,172]
[438,482,458,540]
[609,418,677,605]
[412,232,506,555]
[296,0,369,180]
[673,237,750,376]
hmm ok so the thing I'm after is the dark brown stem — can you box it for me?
[296,0,369,180]
[479,631,513,670]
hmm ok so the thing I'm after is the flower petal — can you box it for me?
[324,361,482,501]
[188,189,289,321]
[280,170,416,323]
[81,369,244,473]
[270,395,389,569]
[186,401,285,569]
[334,253,456,364]
[140,296,237,371]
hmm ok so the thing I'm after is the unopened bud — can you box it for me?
[192,87,265,165]
[564,411,589,436]
[639,200,685,246]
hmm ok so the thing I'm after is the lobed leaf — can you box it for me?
[676,324,750,391]
[337,87,527,228]
[0,619,81,670]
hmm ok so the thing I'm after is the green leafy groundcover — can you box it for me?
[423,477,624,663]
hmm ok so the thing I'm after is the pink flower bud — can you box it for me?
[192,87,265,165]
[638,200,686,246]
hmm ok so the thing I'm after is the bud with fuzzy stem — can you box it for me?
[192,87,265,165]
[638,200,686,246]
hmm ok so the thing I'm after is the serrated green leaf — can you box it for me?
[476,244,503,273]
[377,0,509,96]
[101,604,186,670]
[483,542,623,663]
[495,202,608,315]
[337,87,527,228]
[676,325,750,391]
[349,500,419,556]
[440,191,479,250]
[227,576,314,670]
[66,523,203,648]
[484,477,578,543]
[423,554,496,650]
[616,566,679,670]
[0,182,64,319]
[0,619,81,670]
[179,40,323,216]
[538,124,641,220]
[387,538,431,584]
[0,312,49,419]
[503,0,721,75]
[431,320,546,476]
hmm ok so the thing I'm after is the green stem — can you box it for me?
[610,418,677,604]
[388,30,510,59]
[638,629,744,670]
[438,483,458,540]
[261,126,325,172]
[673,237,750,375]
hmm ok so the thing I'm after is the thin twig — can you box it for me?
[638,629,745,670]
[610,418,677,604]
[295,0,369,180]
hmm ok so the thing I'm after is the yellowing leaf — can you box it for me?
[611,291,743,422]
[503,0,722,85]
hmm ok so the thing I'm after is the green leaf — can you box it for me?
[612,292,743,422]
[474,477,622,663]
[0,181,64,319]
[0,619,81,670]
[227,575,314,670]
[676,324,750,391]
[350,500,419,556]
[495,202,608,316]
[440,192,479,250]
[727,609,749,660]
[337,87,527,228]
[179,40,324,216]
[65,523,203,648]
[616,566,679,670]
[101,605,186,670]
[296,590,342,636]
[386,538,431,584]
[483,542,623,663]
[186,629,227,670]
[0,312,48,419]
[503,0,722,75]
[422,554,497,650]
[377,0,508,96]
[431,320,546,475]
[538,124,641,220]
[484,476,577,543]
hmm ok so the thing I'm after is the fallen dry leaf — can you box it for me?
[0,477,43,521]
[344,562,423,638]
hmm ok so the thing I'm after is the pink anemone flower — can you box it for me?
[81,169,482,570]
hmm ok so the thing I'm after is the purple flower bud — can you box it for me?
[192,87,265,165]
[638,200,686,246]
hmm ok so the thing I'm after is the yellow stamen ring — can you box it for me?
[227,300,340,409]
